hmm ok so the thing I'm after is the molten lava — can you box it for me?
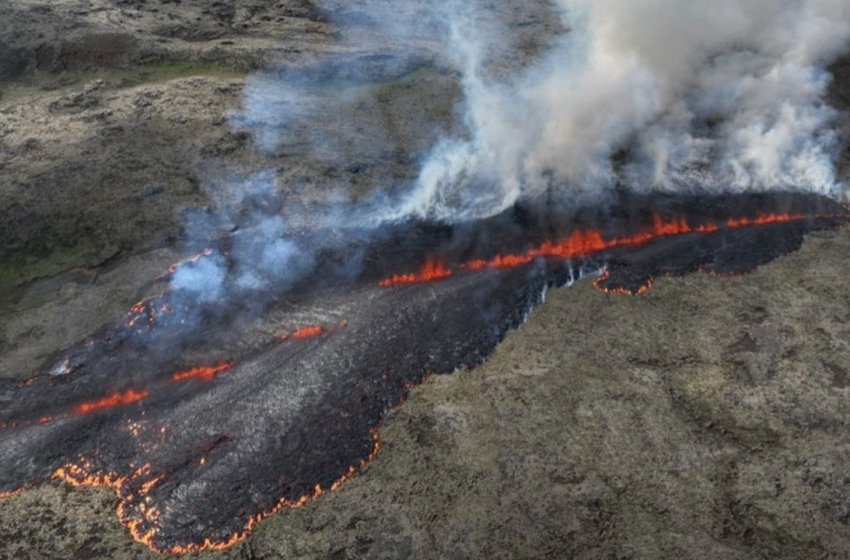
[73,389,150,416]
[461,215,692,271]
[2,199,847,555]
[459,213,822,275]
[161,428,381,555]
[379,258,453,287]
[126,296,174,330]
[726,213,807,228]
[172,362,234,383]
[290,326,324,339]
[279,321,348,341]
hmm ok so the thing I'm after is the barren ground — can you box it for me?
[1,1,850,559]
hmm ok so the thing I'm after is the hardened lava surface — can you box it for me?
[0,193,847,552]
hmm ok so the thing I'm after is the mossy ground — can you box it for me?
[0,236,98,302]
[0,60,244,104]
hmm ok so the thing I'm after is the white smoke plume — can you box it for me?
[404,0,850,220]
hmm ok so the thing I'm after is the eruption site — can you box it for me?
[0,191,848,553]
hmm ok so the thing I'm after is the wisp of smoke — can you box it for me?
[404,0,850,220]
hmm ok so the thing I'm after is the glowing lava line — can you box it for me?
[73,389,150,416]
[279,321,348,341]
[171,362,234,383]
[161,428,380,554]
[402,213,836,279]
[465,215,696,271]
[378,257,452,287]
[44,429,381,555]
[726,213,807,228]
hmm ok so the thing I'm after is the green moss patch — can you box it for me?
[0,60,244,104]
[0,237,99,300]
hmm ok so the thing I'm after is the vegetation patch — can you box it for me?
[0,60,244,104]
[0,236,99,300]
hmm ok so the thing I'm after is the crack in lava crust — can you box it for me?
[0,193,848,553]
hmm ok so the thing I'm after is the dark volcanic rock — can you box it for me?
[0,193,846,552]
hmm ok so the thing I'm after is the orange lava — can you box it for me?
[279,321,348,341]
[382,212,844,294]
[171,362,234,383]
[593,270,655,297]
[726,213,807,228]
[54,460,165,552]
[461,214,696,271]
[465,254,535,271]
[4,352,431,555]
[73,389,150,416]
[40,427,383,555]
[292,326,324,339]
[163,428,381,554]
[2,209,846,554]
[126,296,173,330]
[460,213,835,275]
[378,257,453,287]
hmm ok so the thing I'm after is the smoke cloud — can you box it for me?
[404,0,850,220]
[168,0,850,309]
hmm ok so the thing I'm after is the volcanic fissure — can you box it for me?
[0,192,848,553]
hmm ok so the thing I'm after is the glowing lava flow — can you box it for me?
[464,214,696,271]
[171,362,234,383]
[593,270,655,296]
[726,213,807,228]
[162,428,381,554]
[53,460,166,552]
[378,258,453,287]
[279,321,348,341]
[126,296,174,330]
[163,366,428,554]
[2,349,428,554]
[2,207,846,555]
[73,389,150,416]
[460,213,832,276]
[40,428,383,555]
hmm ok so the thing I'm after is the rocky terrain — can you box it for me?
[2,0,850,559]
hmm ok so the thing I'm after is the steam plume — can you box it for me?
[405,0,850,220]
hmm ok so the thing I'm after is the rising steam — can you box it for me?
[404,0,850,220]
[178,0,850,306]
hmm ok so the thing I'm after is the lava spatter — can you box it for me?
[379,257,452,287]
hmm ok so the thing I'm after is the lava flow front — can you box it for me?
[171,362,234,383]
[279,321,348,341]
[0,193,847,554]
[73,389,150,416]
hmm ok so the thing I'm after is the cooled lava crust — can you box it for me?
[0,192,847,553]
